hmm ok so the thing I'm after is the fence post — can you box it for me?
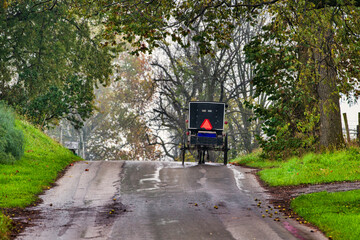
[343,113,351,143]
[358,112,360,142]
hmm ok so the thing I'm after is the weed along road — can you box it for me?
[16,161,326,240]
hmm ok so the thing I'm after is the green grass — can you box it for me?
[291,190,360,240]
[232,149,360,239]
[231,151,284,169]
[232,148,360,186]
[0,119,81,239]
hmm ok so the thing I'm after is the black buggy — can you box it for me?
[180,102,229,166]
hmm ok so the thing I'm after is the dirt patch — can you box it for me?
[1,206,41,239]
[95,199,127,226]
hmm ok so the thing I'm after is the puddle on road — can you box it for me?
[135,163,250,193]
[139,166,162,184]
[197,169,207,185]
[137,165,163,192]
[157,218,179,226]
[227,165,249,193]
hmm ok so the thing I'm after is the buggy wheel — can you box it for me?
[224,133,228,166]
[182,137,186,166]
[197,150,202,164]
[201,150,205,164]
[181,149,185,166]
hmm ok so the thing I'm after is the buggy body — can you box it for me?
[181,102,229,165]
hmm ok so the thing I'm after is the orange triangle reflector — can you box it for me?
[200,119,213,130]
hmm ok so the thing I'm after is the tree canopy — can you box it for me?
[96,0,360,157]
[244,0,360,156]
[3,0,360,159]
[0,0,117,128]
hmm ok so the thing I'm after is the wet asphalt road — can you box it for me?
[16,161,327,240]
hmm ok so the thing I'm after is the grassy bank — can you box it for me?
[291,190,360,240]
[232,148,360,239]
[0,119,81,238]
[232,148,360,186]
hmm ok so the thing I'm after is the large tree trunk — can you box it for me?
[317,68,343,148]
[316,30,344,149]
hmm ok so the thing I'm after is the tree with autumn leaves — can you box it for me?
[100,0,360,158]
[47,53,159,161]
[84,53,159,161]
